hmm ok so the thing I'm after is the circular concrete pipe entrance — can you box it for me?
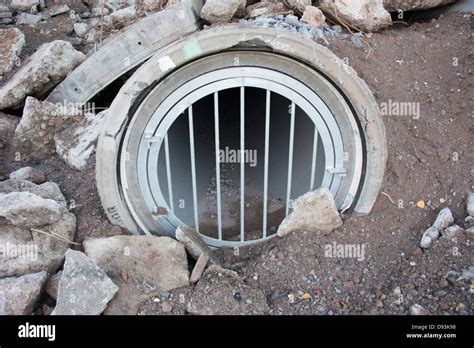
[96,25,387,249]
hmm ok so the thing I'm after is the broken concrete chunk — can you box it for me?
[52,250,118,315]
[109,5,137,29]
[432,207,454,230]
[0,191,63,228]
[73,22,89,38]
[15,97,76,159]
[187,265,269,315]
[190,252,209,284]
[175,226,219,264]
[200,0,243,23]
[0,271,48,315]
[320,0,392,32]
[83,235,189,315]
[301,6,326,27]
[14,12,42,25]
[45,4,70,17]
[277,188,342,237]
[54,109,108,171]
[245,1,290,18]
[0,40,85,110]
[0,28,25,80]
[9,166,46,184]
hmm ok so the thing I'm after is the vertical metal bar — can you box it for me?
[240,87,245,242]
[262,90,271,238]
[310,125,319,191]
[164,134,174,212]
[286,102,296,216]
[214,92,223,240]
[188,105,199,233]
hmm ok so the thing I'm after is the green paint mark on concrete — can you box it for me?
[183,40,203,60]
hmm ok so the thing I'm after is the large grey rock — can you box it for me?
[52,250,118,315]
[0,179,76,278]
[83,235,189,315]
[187,265,269,315]
[9,166,46,184]
[0,40,85,110]
[467,192,474,217]
[54,109,108,171]
[0,191,63,228]
[200,0,243,23]
[15,97,76,158]
[277,188,342,237]
[284,0,311,15]
[383,0,457,11]
[0,28,25,81]
[0,271,48,315]
[9,0,39,12]
[320,0,392,32]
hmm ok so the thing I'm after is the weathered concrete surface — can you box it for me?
[187,265,269,315]
[320,0,392,32]
[46,0,203,107]
[278,188,343,237]
[0,28,25,81]
[54,109,108,171]
[9,166,46,184]
[0,271,48,315]
[0,41,85,110]
[52,250,118,315]
[83,235,189,315]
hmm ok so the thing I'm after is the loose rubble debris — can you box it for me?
[319,0,392,32]
[187,265,269,315]
[0,178,76,278]
[9,166,45,184]
[0,28,25,81]
[83,235,189,315]
[277,188,343,237]
[0,40,85,110]
[0,271,48,315]
[52,250,118,315]
[54,109,108,171]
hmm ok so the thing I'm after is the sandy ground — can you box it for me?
[1,12,472,315]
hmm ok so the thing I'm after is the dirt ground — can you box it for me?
[1,12,473,315]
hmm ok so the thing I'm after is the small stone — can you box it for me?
[301,6,326,27]
[275,251,285,260]
[73,22,89,38]
[284,0,311,15]
[432,208,454,230]
[200,0,243,24]
[161,302,172,313]
[439,302,449,311]
[46,4,70,17]
[0,28,25,79]
[15,12,42,25]
[442,225,465,240]
[9,166,46,184]
[409,304,430,315]
[10,0,39,12]
[343,281,355,289]
[375,299,383,308]
[420,226,440,249]
[190,252,209,284]
[466,192,474,217]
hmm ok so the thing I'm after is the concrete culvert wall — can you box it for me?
[95,25,387,248]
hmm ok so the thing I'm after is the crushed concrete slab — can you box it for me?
[0,28,25,81]
[0,40,85,110]
[54,109,108,171]
[83,235,189,315]
[52,250,118,315]
[277,188,343,237]
[0,271,48,315]
[320,0,392,32]
[9,166,46,184]
[187,265,269,315]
